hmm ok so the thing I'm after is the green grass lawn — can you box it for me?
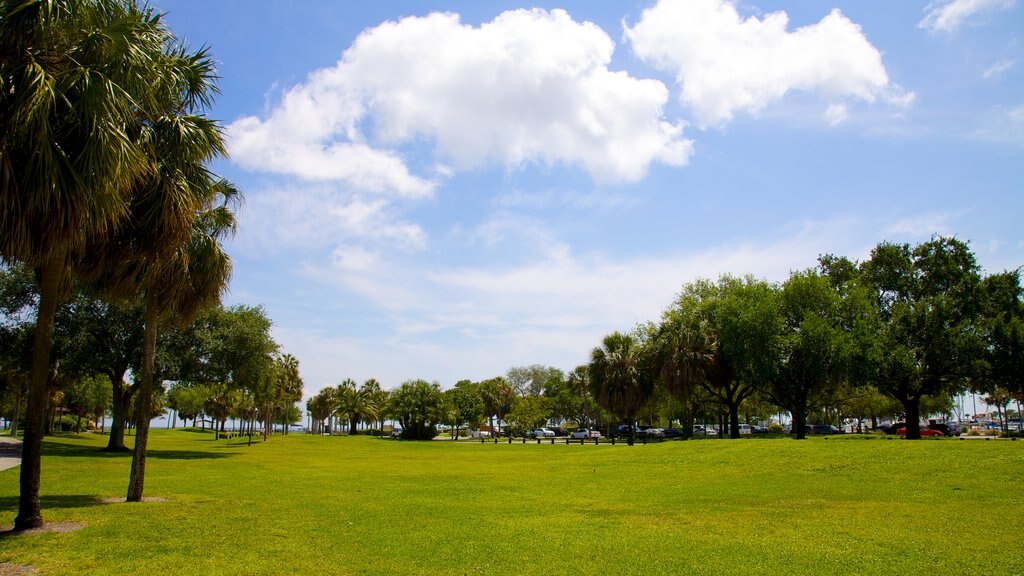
[1,430,1022,575]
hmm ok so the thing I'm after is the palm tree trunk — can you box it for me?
[127,290,159,502]
[15,253,64,530]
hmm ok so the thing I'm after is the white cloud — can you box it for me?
[882,210,968,238]
[228,9,692,185]
[278,213,1000,398]
[235,183,427,255]
[825,103,849,126]
[625,0,910,128]
[983,59,1015,79]
[919,0,1017,33]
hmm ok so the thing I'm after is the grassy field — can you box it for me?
[1,430,1022,575]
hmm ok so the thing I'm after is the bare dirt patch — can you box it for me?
[97,496,168,503]
[0,562,37,575]
[0,521,85,537]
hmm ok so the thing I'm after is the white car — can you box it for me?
[470,429,491,438]
[570,428,593,439]
[529,428,555,438]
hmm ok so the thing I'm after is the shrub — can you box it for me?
[769,423,785,433]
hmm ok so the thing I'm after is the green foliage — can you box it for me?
[387,379,442,440]
[588,331,655,437]
[504,395,552,435]
[859,236,982,438]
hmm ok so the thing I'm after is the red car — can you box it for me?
[897,427,943,437]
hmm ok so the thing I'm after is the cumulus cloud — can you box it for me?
[228,9,692,186]
[919,0,1017,33]
[625,0,910,127]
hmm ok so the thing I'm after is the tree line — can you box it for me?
[319,236,1020,446]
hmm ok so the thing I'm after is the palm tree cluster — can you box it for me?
[0,0,240,529]
[306,379,389,435]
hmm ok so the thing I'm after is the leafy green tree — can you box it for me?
[835,384,901,431]
[662,276,781,439]
[165,382,209,427]
[443,380,484,438]
[762,270,851,439]
[506,365,563,397]
[387,380,442,440]
[588,331,654,445]
[976,271,1024,399]
[63,374,111,433]
[859,236,982,439]
[504,395,552,436]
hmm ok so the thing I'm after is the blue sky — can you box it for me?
[152,0,1023,400]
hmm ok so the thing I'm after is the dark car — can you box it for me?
[808,424,841,435]
[612,424,642,439]
[662,427,687,438]
[549,427,569,437]
[880,422,905,434]
[750,424,769,434]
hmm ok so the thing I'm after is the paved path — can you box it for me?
[0,436,22,471]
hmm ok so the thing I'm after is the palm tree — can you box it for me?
[360,379,386,434]
[0,0,174,530]
[276,354,303,434]
[650,315,717,438]
[75,34,233,502]
[588,332,655,446]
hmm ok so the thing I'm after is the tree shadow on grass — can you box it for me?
[0,494,104,515]
[41,442,233,461]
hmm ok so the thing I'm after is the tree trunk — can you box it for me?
[127,291,158,502]
[900,396,922,440]
[15,253,64,530]
[729,402,740,439]
[105,379,133,452]
[793,408,808,440]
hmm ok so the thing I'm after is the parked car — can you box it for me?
[662,427,687,438]
[612,424,642,438]
[750,424,769,434]
[898,426,943,437]
[570,428,594,439]
[883,422,955,436]
[737,424,752,435]
[470,429,491,439]
[528,428,555,438]
[643,428,665,439]
[550,427,569,437]
[692,425,720,437]
[809,424,841,435]
[390,426,403,438]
